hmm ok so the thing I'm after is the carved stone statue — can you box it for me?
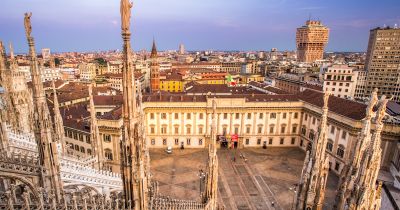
[120,0,133,31]
[365,88,378,118]
[24,12,32,37]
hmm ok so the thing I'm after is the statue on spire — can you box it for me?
[120,0,133,32]
[24,12,32,38]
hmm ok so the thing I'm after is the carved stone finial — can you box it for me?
[365,88,379,119]
[323,91,331,109]
[120,0,133,32]
[24,12,33,38]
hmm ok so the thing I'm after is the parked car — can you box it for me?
[165,146,172,154]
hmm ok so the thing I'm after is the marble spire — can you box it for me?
[24,12,63,202]
[296,91,331,210]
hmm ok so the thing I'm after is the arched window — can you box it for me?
[80,146,85,153]
[309,130,315,141]
[337,145,345,158]
[301,126,307,136]
[105,149,113,160]
[326,139,334,152]
[74,145,79,151]
[87,149,92,155]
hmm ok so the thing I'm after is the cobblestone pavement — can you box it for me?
[150,148,338,210]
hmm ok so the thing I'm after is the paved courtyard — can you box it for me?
[150,147,338,210]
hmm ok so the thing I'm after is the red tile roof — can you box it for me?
[298,89,366,120]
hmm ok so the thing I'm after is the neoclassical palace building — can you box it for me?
[54,84,400,177]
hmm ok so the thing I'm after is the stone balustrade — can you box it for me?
[59,158,122,190]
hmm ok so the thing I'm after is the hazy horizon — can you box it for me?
[1,0,399,53]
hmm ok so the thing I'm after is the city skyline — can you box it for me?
[1,0,399,53]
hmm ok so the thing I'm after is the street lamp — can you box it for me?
[198,169,206,200]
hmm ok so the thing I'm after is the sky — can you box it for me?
[0,0,399,53]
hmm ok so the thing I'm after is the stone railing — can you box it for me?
[59,158,122,190]
[0,151,43,176]
[6,125,38,155]
[151,196,206,210]
[0,189,133,210]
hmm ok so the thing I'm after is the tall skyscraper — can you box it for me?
[179,43,185,54]
[296,20,329,63]
[364,26,400,102]
[41,48,51,60]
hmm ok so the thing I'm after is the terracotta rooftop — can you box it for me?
[93,95,123,106]
[298,89,367,120]
[98,106,123,120]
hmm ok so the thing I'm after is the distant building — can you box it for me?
[364,26,400,102]
[323,65,357,99]
[296,20,329,63]
[41,48,51,60]
[150,40,160,92]
[79,63,97,81]
[179,44,185,54]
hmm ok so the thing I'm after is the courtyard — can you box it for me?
[150,147,339,210]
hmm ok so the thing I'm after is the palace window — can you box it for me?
[247,113,251,119]
[223,113,228,119]
[198,126,203,134]
[259,113,263,119]
[291,137,295,145]
[150,126,155,134]
[280,126,286,134]
[234,127,239,134]
[327,140,333,152]
[174,113,179,119]
[174,126,179,134]
[309,131,315,141]
[301,127,306,136]
[161,126,167,134]
[257,138,261,145]
[222,126,227,135]
[199,139,203,145]
[280,138,284,145]
[163,139,167,145]
[304,114,308,121]
[150,113,155,119]
[337,145,345,158]
[74,145,79,151]
[235,113,240,119]
[246,126,251,134]
[151,139,155,145]
[87,149,92,155]
[269,126,274,134]
[175,138,179,145]
[270,113,276,119]
[187,113,191,119]
[245,139,249,145]
[86,136,91,144]
[79,134,83,142]
[187,138,191,145]
[335,163,340,171]
[330,126,335,134]
[269,138,273,145]
[312,117,316,125]
[282,113,287,119]
[186,127,191,134]
[292,126,297,133]
[80,146,85,153]
[199,113,204,119]
[341,131,347,139]
[105,149,113,160]
[258,126,262,134]
[294,112,299,119]
[161,113,167,119]
[73,133,78,140]
[104,134,111,142]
